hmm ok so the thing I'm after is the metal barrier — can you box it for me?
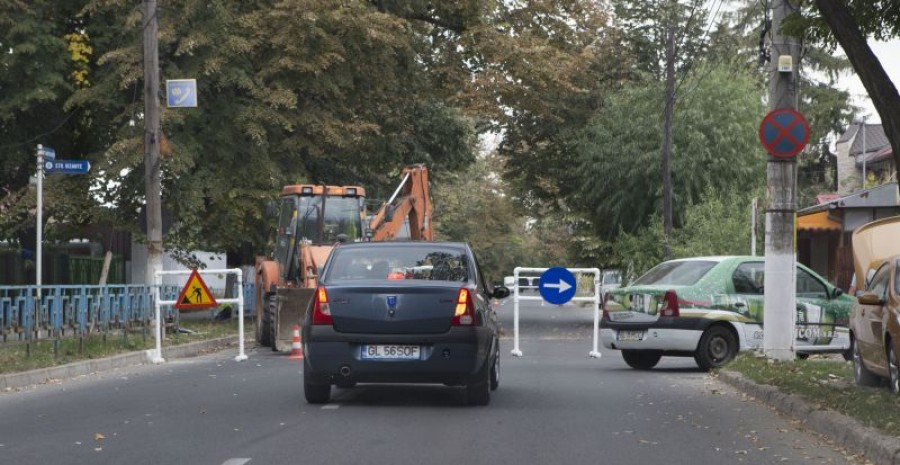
[0,283,256,342]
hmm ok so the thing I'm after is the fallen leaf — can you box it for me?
[93,433,105,441]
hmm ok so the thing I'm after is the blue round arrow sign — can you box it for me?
[539,267,577,305]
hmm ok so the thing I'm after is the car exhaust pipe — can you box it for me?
[339,365,351,377]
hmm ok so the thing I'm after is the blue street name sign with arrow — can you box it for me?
[539,267,577,305]
[43,159,91,174]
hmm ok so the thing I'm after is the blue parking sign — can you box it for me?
[166,79,198,108]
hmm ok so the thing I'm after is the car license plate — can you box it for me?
[361,344,421,360]
[617,330,646,342]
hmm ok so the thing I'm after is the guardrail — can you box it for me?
[0,283,256,342]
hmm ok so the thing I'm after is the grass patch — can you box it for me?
[726,353,900,437]
[0,319,251,374]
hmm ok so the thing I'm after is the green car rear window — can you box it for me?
[632,260,717,286]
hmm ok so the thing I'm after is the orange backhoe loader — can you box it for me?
[255,165,433,350]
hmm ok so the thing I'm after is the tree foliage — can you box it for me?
[575,63,766,241]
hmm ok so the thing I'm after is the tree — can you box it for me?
[792,0,900,195]
[575,63,766,240]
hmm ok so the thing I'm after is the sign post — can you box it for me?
[759,108,809,361]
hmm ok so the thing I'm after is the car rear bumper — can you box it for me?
[600,327,703,351]
[303,326,493,386]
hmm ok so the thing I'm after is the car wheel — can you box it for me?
[467,361,491,406]
[852,337,880,387]
[621,350,662,370]
[490,353,500,391]
[889,342,900,395]
[694,325,737,371]
[304,375,331,404]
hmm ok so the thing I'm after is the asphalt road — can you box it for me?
[0,298,866,465]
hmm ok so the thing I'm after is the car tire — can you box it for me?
[490,352,500,391]
[694,325,737,371]
[852,337,880,387]
[304,376,331,404]
[621,350,662,370]
[467,361,491,406]
[889,342,900,395]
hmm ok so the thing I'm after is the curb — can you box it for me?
[718,370,900,465]
[0,336,242,391]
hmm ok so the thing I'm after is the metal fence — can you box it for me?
[0,283,256,342]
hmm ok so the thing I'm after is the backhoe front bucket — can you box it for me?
[272,287,315,352]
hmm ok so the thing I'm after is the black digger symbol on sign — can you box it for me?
[180,286,204,305]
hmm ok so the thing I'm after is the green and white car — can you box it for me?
[599,256,853,371]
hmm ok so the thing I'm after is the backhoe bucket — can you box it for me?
[272,287,315,352]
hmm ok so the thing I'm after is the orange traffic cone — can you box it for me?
[289,325,304,360]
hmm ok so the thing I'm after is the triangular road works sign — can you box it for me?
[174,269,218,310]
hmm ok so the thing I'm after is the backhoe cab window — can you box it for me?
[295,196,362,243]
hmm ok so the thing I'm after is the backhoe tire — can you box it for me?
[258,292,274,348]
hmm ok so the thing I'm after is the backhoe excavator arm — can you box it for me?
[369,165,434,241]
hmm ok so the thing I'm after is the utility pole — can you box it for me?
[763,0,801,361]
[143,0,163,286]
[661,22,676,260]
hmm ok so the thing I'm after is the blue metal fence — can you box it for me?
[0,283,256,342]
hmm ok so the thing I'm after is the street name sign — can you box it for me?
[43,159,91,174]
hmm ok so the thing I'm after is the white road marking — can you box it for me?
[221,459,251,465]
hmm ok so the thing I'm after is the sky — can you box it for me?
[842,39,900,124]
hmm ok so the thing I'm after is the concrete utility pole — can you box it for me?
[661,22,676,260]
[763,0,801,361]
[143,0,163,286]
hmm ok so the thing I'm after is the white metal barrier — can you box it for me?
[150,268,248,364]
[511,267,602,359]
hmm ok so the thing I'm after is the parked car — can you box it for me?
[600,256,853,371]
[301,241,510,405]
[600,269,622,300]
[849,216,900,393]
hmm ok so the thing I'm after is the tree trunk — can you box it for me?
[814,0,900,195]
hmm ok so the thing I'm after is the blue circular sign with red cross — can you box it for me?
[758,109,810,158]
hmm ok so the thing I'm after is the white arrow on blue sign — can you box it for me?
[539,267,577,305]
[43,159,91,174]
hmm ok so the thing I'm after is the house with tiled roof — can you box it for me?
[836,122,895,194]
[796,123,899,291]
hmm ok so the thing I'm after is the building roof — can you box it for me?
[799,182,900,214]
[816,193,840,205]
[849,123,890,156]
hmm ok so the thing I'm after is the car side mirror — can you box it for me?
[491,285,510,299]
[832,288,844,299]
[858,292,884,306]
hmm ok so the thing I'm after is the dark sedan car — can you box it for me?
[301,241,510,405]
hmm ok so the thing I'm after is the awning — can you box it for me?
[797,211,841,232]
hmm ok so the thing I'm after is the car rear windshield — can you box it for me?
[328,245,470,282]
[632,260,717,286]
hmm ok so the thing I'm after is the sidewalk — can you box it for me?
[0,336,242,391]
[718,370,900,465]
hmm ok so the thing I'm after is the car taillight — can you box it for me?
[312,286,332,325]
[659,290,679,317]
[453,288,475,326]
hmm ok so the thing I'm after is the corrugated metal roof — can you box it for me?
[850,124,890,156]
